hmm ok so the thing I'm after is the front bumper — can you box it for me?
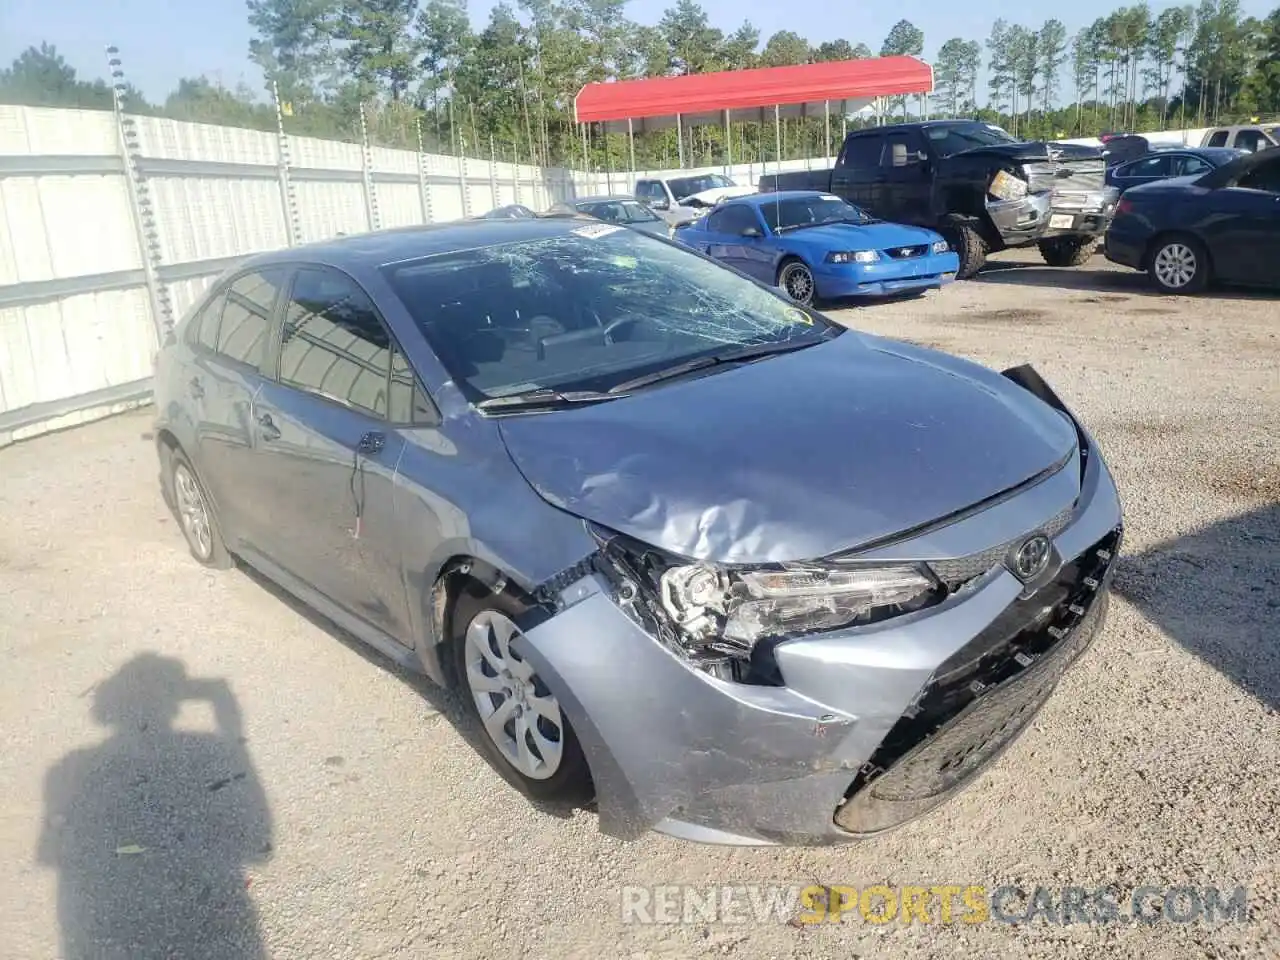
[814,251,960,299]
[987,190,1117,247]
[516,420,1123,847]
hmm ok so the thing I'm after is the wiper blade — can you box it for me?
[608,335,831,394]
[475,387,615,411]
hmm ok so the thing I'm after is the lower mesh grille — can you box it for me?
[834,527,1119,836]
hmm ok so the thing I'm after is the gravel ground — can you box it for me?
[1,250,1277,960]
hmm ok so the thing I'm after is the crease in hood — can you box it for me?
[496,332,1079,565]
[777,221,941,247]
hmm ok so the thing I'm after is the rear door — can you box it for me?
[879,127,933,224]
[830,133,888,214]
[249,264,413,643]
[185,267,289,545]
[1201,154,1280,284]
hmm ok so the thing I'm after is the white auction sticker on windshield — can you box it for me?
[820,194,841,201]
[571,223,624,239]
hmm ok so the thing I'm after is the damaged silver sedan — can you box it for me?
[152,215,1123,846]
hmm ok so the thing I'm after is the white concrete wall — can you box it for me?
[0,105,1216,446]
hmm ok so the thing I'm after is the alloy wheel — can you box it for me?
[463,609,564,780]
[782,264,814,304]
[1152,242,1197,289]
[173,463,213,561]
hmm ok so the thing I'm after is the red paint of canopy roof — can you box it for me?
[574,56,933,124]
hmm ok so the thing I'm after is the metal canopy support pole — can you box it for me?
[774,103,782,170]
[676,113,684,169]
[724,109,731,175]
[580,122,589,194]
[488,135,498,209]
[604,125,613,194]
[824,100,831,162]
[627,118,636,185]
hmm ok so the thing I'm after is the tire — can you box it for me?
[166,447,232,569]
[449,583,593,805]
[1038,235,1098,267]
[940,222,988,279]
[1146,234,1210,294]
[778,258,816,306]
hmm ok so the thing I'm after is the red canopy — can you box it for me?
[575,56,933,132]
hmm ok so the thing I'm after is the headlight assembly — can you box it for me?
[988,169,1028,202]
[826,250,879,264]
[931,239,950,255]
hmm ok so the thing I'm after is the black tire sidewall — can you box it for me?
[448,585,593,804]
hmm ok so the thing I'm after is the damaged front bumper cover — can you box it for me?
[987,189,1118,247]
[510,414,1123,848]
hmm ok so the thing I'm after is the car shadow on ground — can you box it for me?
[39,653,272,960]
[972,259,1280,302]
[233,562,588,823]
[1112,502,1280,712]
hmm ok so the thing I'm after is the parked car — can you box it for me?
[1104,146,1280,293]
[559,195,669,236]
[1105,147,1246,195]
[153,215,1122,846]
[674,190,959,304]
[477,204,538,219]
[634,173,755,228]
[758,120,1118,278]
[1200,123,1280,153]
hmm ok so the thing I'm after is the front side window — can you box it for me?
[381,227,837,403]
[278,267,392,418]
[1233,130,1267,152]
[667,174,734,201]
[1174,155,1212,176]
[760,195,874,233]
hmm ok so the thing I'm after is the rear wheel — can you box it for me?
[940,222,988,279]
[166,448,232,569]
[450,584,593,804]
[1147,234,1209,294]
[778,259,816,306]
[1038,235,1098,267]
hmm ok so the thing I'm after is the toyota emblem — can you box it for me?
[1012,534,1052,582]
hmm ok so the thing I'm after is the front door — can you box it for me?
[250,265,413,644]
[702,205,772,281]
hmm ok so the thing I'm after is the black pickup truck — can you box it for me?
[759,120,1118,278]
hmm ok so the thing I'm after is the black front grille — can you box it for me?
[883,244,928,259]
[833,527,1121,836]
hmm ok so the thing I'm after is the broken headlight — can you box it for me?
[660,562,937,649]
[988,169,1028,202]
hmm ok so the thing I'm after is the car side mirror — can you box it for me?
[741,226,762,238]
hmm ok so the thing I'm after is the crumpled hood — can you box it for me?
[681,185,756,206]
[781,221,941,249]
[951,140,1105,162]
[497,333,1079,564]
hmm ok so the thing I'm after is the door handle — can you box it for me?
[188,377,204,399]
[256,412,281,441]
[357,431,386,455]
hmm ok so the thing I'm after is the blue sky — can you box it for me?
[2,0,1275,103]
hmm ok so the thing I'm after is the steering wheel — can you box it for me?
[602,316,639,344]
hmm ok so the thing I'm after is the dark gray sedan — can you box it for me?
[153,216,1122,846]
[563,195,669,236]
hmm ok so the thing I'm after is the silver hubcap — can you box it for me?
[463,610,564,780]
[1153,243,1197,289]
[783,265,814,303]
[173,464,212,560]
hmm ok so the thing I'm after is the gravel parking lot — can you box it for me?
[2,249,1277,959]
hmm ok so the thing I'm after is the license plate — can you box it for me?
[1049,214,1075,229]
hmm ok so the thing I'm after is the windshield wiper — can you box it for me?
[608,334,833,394]
[475,387,616,411]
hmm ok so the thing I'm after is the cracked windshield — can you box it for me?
[383,227,833,401]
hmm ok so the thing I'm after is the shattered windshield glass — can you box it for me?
[668,174,734,200]
[925,122,1021,157]
[381,226,837,402]
[760,196,875,233]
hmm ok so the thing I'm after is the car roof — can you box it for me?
[731,190,842,207]
[239,217,605,272]
[574,195,642,204]
[1137,146,1242,161]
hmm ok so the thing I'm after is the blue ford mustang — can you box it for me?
[674,191,960,305]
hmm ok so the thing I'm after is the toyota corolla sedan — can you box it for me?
[153,216,1122,846]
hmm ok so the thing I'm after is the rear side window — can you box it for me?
[1206,130,1229,147]
[840,135,884,171]
[706,205,759,235]
[1124,155,1173,178]
[216,269,287,369]
[278,267,393,419]
[1174,155,1212,176]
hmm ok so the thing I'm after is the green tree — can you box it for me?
[659,0,726,75]
[987,19,1015,116]
[0,43,118,109]
[760,30,811,67]
[813,39,869,61]
[335,0,424,100]
[880,19,924,117]
[1038,20,1068,114]
[933,38,969,116]
[246,0,337,104]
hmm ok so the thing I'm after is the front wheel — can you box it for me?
[940,223,988,279]
[778,259,816,306]
[450,585,593,805]
[1038,235,1098,267]
[1148,235,1209,294]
